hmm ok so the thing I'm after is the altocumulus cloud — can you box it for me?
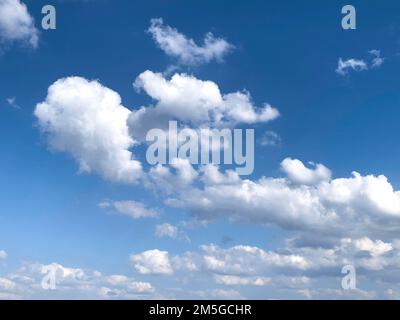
[129,237,400,299]
[2,240,400,299]
[0,261,155,299]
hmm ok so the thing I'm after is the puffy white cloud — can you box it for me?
[3,241,400,299]
[148,18,233,65]
[170,244,312,282]
[34,77,142,184]
[0,262,154,299]
[198,244,311,273]
[352,237,393,257]
[336,58,367,75]
[281,158,332,185]
[133,71,223,124]
[326,237,400,272]
[129,71,279,140]
[165,169,337,231]
[0,0,38,48]
[35,72,278,183]
[96,281,154,298]
[170,158,199,185]
[200,164,240,186]
[146,159,199,195]
[99,200,159,219]
[100,275,154,295]
[159,159,400,240]
[159,236,400,296]
[318,172,400,219]
[130,249,173,275]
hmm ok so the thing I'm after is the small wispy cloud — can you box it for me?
[99,200,159,219]
[259,131,282,147]
[6,97,20,109]
[336,49,385,76]
[369,49,385,68]
[335,58,368,75]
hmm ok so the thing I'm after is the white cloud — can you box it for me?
[100,275,154,295]
[6,97,20,109]
[352,237,393,257]
[0,0,39,48]
[259,131,281,147]
[281,158,332,185]
[155,223,190,241]
[213,274,312,288]
[170,158,199,185]
[299,288,377,300]
[0,250,7,259]
[3,241,400,299]
[0,278,15,290]
[129,71,279,140]
[146,159,200,196]
[148,18,233,65]
[157,159,400,240]
[200,164,240,186]
[130,249,173,275]
[369,50,384,68]
[214,275,270,286]
[150,237,400,297]
[197,289,243,299]
[199,244,311,273]
[99,200,159,219]
[336,50,384,76]
[171,244,312,280]
[0,262,154,299]
[155,223,178,239]
[34,77,142,184]
[336,58,368,75]
[35,72,278,183]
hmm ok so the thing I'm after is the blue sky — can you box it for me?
[1,0,400,299]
